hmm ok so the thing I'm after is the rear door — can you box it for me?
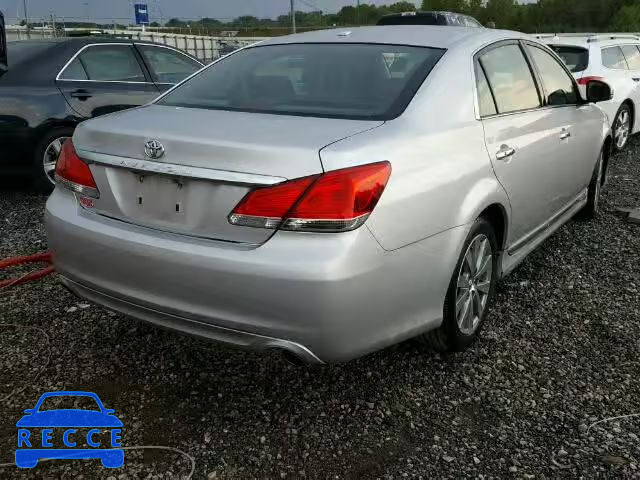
[477,41,566,247]
[524,42,603,203]
[56,43,160,119]
[135,44,203,93]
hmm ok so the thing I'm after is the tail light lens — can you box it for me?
[55,139,99,199]
[577,76,604,85]
[229,162,391,233]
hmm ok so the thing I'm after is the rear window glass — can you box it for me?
[158,43,445,120]
[620,45,640,70]
[549,45,589,73]
[602,46,628,70]
[6,42,54,67]
[377,13,440,26]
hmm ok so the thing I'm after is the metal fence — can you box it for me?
[6,26,266,63]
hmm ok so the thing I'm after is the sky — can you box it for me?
[0,0,427,24]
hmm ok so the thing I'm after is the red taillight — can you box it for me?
[55,139,99,198]
[229,162,391,233]
[577,76,605,85]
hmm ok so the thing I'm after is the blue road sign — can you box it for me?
[134,4,149,25]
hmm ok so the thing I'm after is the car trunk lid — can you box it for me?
[73,104,383,244]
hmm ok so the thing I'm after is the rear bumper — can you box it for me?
[60,275,324,364]
[46,188,466,362]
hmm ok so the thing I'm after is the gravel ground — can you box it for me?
[0,140,639,480]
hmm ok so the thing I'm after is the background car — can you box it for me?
[540,33,640,152]
[46,26,612,364]
[0,37,203,190]
[377,11,483,27]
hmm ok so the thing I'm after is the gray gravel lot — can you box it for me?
[0,140,639,479]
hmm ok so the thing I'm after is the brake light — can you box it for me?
[229,162,391,233]
[577,76,605,85]
[54,139,99,199]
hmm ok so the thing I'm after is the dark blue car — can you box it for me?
[15,391,123,468]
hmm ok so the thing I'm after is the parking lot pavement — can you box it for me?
[0,142,639,480]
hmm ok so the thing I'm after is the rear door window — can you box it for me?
[58,57,88,80]
[479,44,540,114]
[527,45,578,106]
[65,45,147,82]
[602,46,628,70]
[620,45,640,70]
[475,64,497,117]
[549,45,589,73]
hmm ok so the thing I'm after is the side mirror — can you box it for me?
[586,80,613,103]
[104,409,115,415]
[23,409,35,414]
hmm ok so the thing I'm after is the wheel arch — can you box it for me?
[460,177,511,253]
[622,98,635,132]
[478,203,508,253]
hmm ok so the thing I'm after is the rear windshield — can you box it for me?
[378,13,440,26]
[549,45,589,73]
[158,43,446,120]
[6,41,55,67]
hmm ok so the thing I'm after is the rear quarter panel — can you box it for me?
[319,47,510,251]
[0,85,78,173]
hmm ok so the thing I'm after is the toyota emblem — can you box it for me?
[144,139,165,159]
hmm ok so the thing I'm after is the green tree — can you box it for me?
[421,0,467,12]
[611,4,640,31]
[484,0,516,29]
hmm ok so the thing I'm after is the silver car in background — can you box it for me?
[46,26,613,363]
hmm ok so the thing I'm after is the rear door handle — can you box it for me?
[496,145,516,161]
[560,128,571,140]
[70,89,92,99]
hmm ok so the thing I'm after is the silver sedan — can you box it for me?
[46,26,613,363]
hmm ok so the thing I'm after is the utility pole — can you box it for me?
[23,0,30,39]
[50,14,56,38]
[290,0,296,33]
[356,0,360,26]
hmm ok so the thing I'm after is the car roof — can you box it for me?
[538,34,640,48]
[8,36,170,48]
[258,25,529,50]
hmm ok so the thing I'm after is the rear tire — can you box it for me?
[577,151,604,220]
[612,103,632,152]
[421,217,498,352]
[32,126,74,194]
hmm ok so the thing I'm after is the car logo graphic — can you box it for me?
[15,391,124,469]
[144,139,165,159]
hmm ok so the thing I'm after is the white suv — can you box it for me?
[539,33,640,151]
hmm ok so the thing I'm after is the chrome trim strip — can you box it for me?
[77,148,287,186]
[55,42,204,83]
[59,276,325,365]
[508,190,587,255]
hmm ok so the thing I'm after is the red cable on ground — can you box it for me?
[0,251,54,289]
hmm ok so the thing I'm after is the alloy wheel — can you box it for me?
[594,158,603,213]
[615,109,630,150]
[43,136,68,185]
[455,234,493,335]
